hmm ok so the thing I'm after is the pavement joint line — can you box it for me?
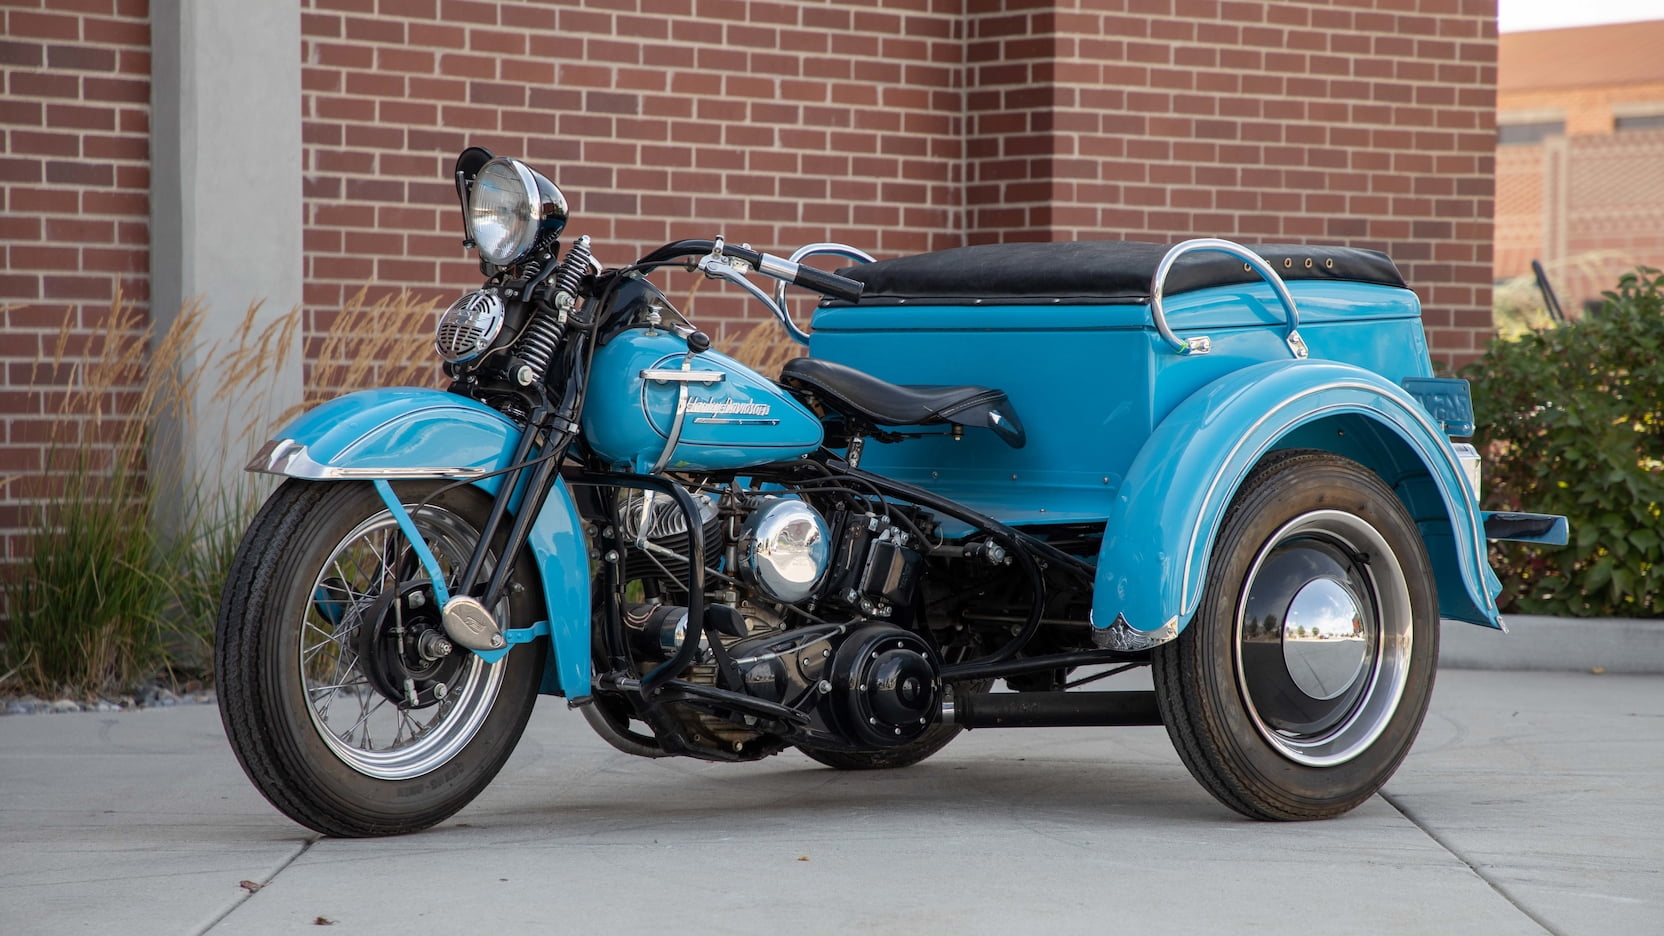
[191,837,318,936]
[1379,790,1561,936]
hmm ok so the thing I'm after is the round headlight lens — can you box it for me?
[469,159,535,265]
[467,157,568,266]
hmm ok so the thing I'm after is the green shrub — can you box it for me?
[6,451,181,693]
[2,300,203,695]
[1464,266,1664,616]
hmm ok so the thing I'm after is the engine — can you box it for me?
[611,483,940,752]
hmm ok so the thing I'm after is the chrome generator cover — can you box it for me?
[434,289,506,363]
[738,497,831,603]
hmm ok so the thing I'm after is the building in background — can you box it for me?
[1495,18,1664,314]
[1,0,1500,562]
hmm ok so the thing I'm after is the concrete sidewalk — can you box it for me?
[2,666,1660,936]
[1441,614,1664,674]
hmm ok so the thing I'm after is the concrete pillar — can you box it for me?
[150,0,303,517]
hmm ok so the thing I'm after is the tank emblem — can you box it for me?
[686,398,772,417]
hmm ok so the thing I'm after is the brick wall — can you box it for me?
[0,0,151,558]
[298,0,967,345]
[299,0,1499,365]
[960,0,1499,362]
[1,0,1502,563]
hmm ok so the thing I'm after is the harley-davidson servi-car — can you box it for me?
[216,149,1568,836]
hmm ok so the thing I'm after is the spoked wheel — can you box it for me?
[1153,450,1438,820]
[216,480,546,837]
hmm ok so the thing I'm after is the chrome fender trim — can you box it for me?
[248,438,490,480]
[1091,613,1181,652]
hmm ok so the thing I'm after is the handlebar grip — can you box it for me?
[789,263,864,302]
[638,239,865,301]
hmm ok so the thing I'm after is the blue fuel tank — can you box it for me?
[582,328,823,473]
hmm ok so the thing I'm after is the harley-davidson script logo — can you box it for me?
[686,398,771,416]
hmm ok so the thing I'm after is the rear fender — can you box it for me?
[1091,360,1501,644]
[249,388,592,699]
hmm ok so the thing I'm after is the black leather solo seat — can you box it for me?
[779,357,1026,449]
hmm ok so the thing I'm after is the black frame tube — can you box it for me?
[454,410,546,605]
[942,649,1146,683]
[832,460,1098,664]
[953,691,1162,728]
[566,471,750,694]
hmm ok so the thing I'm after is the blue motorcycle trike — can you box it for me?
[216,150,1567,836]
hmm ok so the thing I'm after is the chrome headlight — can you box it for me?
[467,157,569,266]
[434,290,506,363]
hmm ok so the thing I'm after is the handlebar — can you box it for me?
[783,261,865,303]
[635,239,865,302]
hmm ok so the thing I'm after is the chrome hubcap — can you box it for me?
[1235,510,1412,767]
[1282,578,1369,701]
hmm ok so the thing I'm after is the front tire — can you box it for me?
[1153,451,1438,820]
[216,480,547,837]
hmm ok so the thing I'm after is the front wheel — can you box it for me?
[215,480,547,837]
[1153,451,1438,821]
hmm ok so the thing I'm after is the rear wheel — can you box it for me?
[216,480,546,837]
[1153,451,1438,820]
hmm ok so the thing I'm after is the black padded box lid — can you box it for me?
[832,241,1406,305]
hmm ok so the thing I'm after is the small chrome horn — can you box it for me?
[434,290,506,363]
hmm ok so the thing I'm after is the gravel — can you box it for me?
[3,685,216,716]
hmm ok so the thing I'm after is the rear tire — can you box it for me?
[215,480,546,837]
[1153,451,1438,820]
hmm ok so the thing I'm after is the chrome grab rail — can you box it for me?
[770,242,876,345]
[1149,237,1307,359]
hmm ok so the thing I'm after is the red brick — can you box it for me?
[499,58,553,85]
[468,27,525,56]
[42,276,113,300]
[316,42,374,69]
[43,103,115,131]
[344,15,405,43]
[8,11,80,40]
[407,76,467,102]
[9,70,81,98]
[46,43,116,71]
[407,22,466,48]
[82,76,147,104]
[0,40,44,67]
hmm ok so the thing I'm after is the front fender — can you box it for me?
[1091,360,1501,642]
[251,387,592,699]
